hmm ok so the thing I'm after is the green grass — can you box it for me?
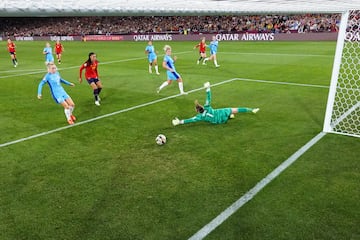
[0,40,359,240]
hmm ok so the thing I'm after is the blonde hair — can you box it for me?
[163,45,171,52]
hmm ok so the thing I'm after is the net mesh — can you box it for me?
[329,10,360,137]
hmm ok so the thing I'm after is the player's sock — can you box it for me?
[159,81,168,91]
[94,89,99,101]
[214,59,219,66]
[64,108,71,120]
[237,108,252,113]
[148,65,152,73]
[12,59,16,65]
[178,82,185,93]
[69,105,74,114]
[155,65,159,74]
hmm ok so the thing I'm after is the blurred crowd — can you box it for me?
[0,14,340,37]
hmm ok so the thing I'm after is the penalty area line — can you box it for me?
[188,131,327,240]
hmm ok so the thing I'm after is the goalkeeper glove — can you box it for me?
[172,117,182,126]
[203,82,210,90]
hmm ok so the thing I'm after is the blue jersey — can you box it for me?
[145,45,157,62]
[163,54,180,80]
[183,89,231,124]
[38,72,72,104]
[208,40,219,55]
[43,47,54,62]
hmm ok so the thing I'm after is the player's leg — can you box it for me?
[176,77,186,95]
[201,52,207,64]
[213,54,220,67]
[60,100,74,124]
[95,80,103,96]
[198,53,203,64]
[157,79,171,93]
[65,97,76,121]
[57,53,62,64]
[10,54,16,67]
[153,59,160,75]
[89,80,101,105]
[158,71,174,93]
[231,107,260,114]
[148,61,153,73]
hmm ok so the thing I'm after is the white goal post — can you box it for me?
[323,10,360,138]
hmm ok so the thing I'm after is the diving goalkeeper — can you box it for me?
[172,82,259,126]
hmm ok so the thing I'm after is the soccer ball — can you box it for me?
[155,134,167,145]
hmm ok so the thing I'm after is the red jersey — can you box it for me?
[79,60,99,79]
[7,42,16,53]
[54,43,63,54]
[195,42,206,53]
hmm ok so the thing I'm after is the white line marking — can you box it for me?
[188,132,327,240]
[0,77,327,148]
[221,52,332,58]
[235,77,329,89]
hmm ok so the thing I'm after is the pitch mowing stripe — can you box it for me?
[0,77,327,148]
[0,78,236,148]
[221,51,332,58]
[0,51,192,78]
[188,131,327,240]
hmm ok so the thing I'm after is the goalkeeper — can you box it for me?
[172,82,259,126]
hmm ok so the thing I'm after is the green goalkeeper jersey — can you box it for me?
[183,89,232,124]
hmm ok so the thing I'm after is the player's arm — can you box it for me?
[172,115,202,126]
[162,60,173,71]
[37,79,47,99]
[79,64,85,82]
[95,67,99,79]
[60,78,75,86]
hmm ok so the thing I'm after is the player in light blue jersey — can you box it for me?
[37,63,76,125]
[172,82,259,126]
[43,42,54,66]
[157,45,186,95]
[145,41,160,75]
[203,36,220,68]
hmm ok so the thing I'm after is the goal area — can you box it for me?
[323,10,360,138]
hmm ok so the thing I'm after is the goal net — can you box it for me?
[323,10,360,138]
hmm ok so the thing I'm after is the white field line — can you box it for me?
[1,50,331,238]
[188,132,327,240]
[221,51,332,58]
[1,77,327,148]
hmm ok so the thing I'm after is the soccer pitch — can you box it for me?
[0,40,359,240]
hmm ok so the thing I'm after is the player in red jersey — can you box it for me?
[79,52,103,106]
[193,37,207,65]
[7,38,18,67]
[54,40,64,64]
